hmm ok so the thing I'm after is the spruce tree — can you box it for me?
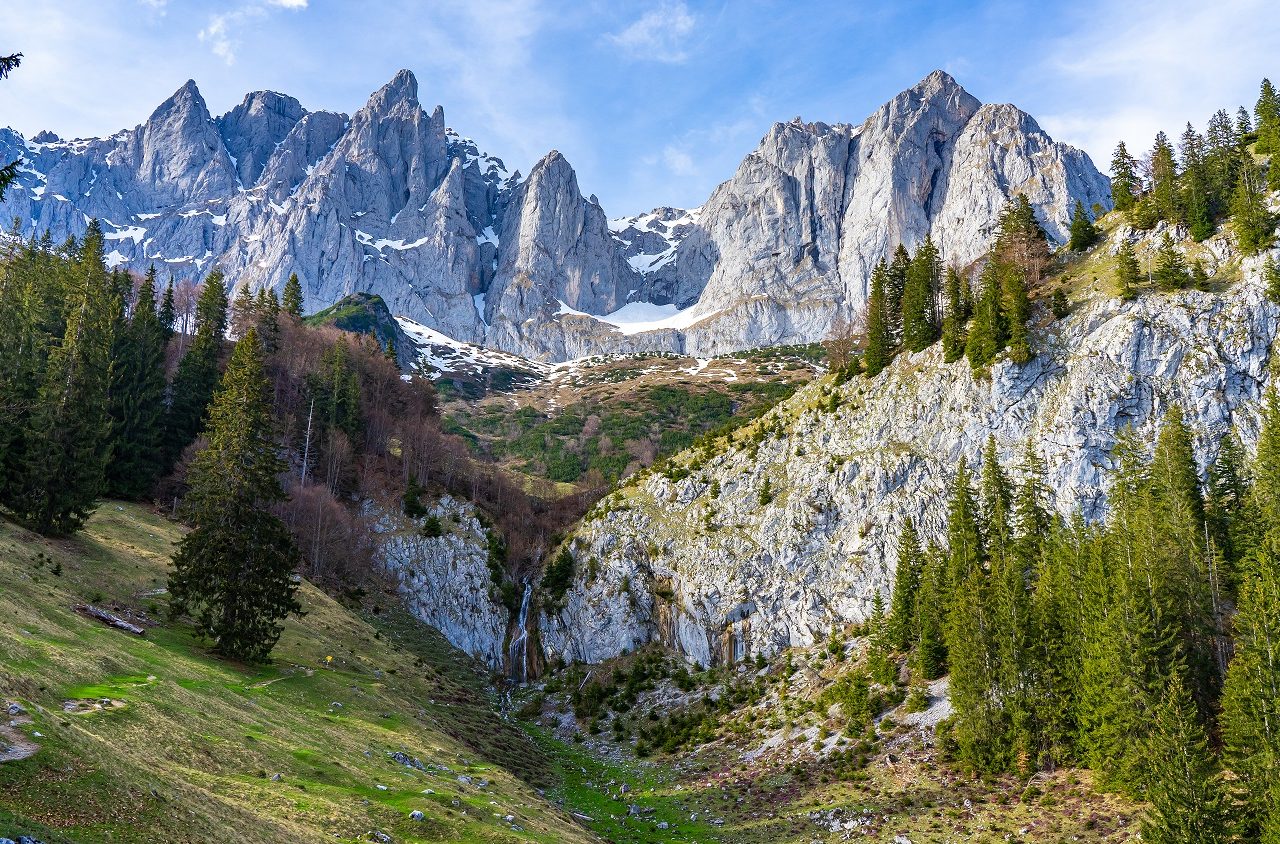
[940,267,967,363]
[163,270,229,471]
[914,543,950,679]
[1110,141,1139,212]
[1266,255,1280,304]
[105,265,167,499]
[901,235,940,352]
[1152,233,1190,291]
[282,272,305,319]
[1230,162,1277,255]
[1179,123,1214,241]
[863,259,891,377]
[1222,539,1280,838]
[1068,200,1100,251]
[20,220,116,534]
[965,262,1003,371]
[1150,131,1180,223]
[1140,673,1231,844]
[159,274,176,342]
[1115,239,1141,299]
[168,328,302,662]
[1206,109,1243,215]
[0,53,22,201]
[1256,78,1280,154]
[887,244,910,345]
[889,518,923,650]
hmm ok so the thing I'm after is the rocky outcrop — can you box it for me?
[1,69,1107,361]
[375,495,508,667]
[540,236,1280,667]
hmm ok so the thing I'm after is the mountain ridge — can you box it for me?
[0,68,1109,361]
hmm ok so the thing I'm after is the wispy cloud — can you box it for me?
[198,1,306,66]
[1035,0,1280,169]
[605,0,697,63]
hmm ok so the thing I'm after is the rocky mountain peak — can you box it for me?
[367,68,420,116]
[215,90,307,186]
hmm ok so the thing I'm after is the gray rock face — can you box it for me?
[540,237,1279,667]
[0,69,1108,362]
[375,495,509,667]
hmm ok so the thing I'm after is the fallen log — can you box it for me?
[74,604,145,636]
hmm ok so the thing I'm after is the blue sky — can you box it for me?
[1,0,1277,215]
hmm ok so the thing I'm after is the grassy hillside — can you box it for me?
[0,503,596,844]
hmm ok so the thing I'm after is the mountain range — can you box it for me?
[0,69,1110,361]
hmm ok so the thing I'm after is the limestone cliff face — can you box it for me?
[376,495,508,667]
[539,235,1280,667]
[0,70,1107,361]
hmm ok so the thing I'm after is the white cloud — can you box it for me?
[605,0,697,64]
[1037,0,1280,170]
[662,145,695,176]
[267,0,307,7]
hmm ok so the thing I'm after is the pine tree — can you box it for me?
[1179,123,1215,241]
[163,270,229,471]
[1222,539,1280,838]
[1266,255,1280,304]
[914,543,950,679]
[887,244,910,345]
[0,53,22,201]
[1068,200,1100,250]
[1256,78,1280,154]
[168,328,302,662]
[863,259,891,377]
[1206,109,1242,216]
[19,220,116,534]
[965,261,1003,370]
[159,274,176,342]
[230,283,256,339]
[1152,233,1191,291]
[1150,131,1180,223]
[902,235,940,352]
[1110,141,1139,212]
[889,518,924,650]
[1115,239,1141,299]
[105,265,167,499]
[940,267,967,363]
[1140,673,1232,844]
[1230,162,1277,255]
[282,272,305,319]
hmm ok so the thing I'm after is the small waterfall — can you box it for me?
[508,581,533,684]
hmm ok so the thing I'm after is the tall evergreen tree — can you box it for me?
[1179,123,1215,241]
[282,272,305,319]
[965,261,1003,370]
[1150,131,1180,223]
[1115,239,1141,299]
[1152,233,1191,291]
[902,235,940,352]
[1230,162,1277,255]
[19,220,116,534]
[1140,673,1232,844]
[163,269,229,471]
[1068,200,1100,251]
[863,259,891,377]
[1110,141,1139,212]
[886,244,910,345]
[940,266,967,363]
[105,265,167,499]
[168,328,302,662]
[159,274,176,342]
[0,53,21,201]
[889,518,924,650]
[914,543,950,679]
[1256,78,1280,154]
